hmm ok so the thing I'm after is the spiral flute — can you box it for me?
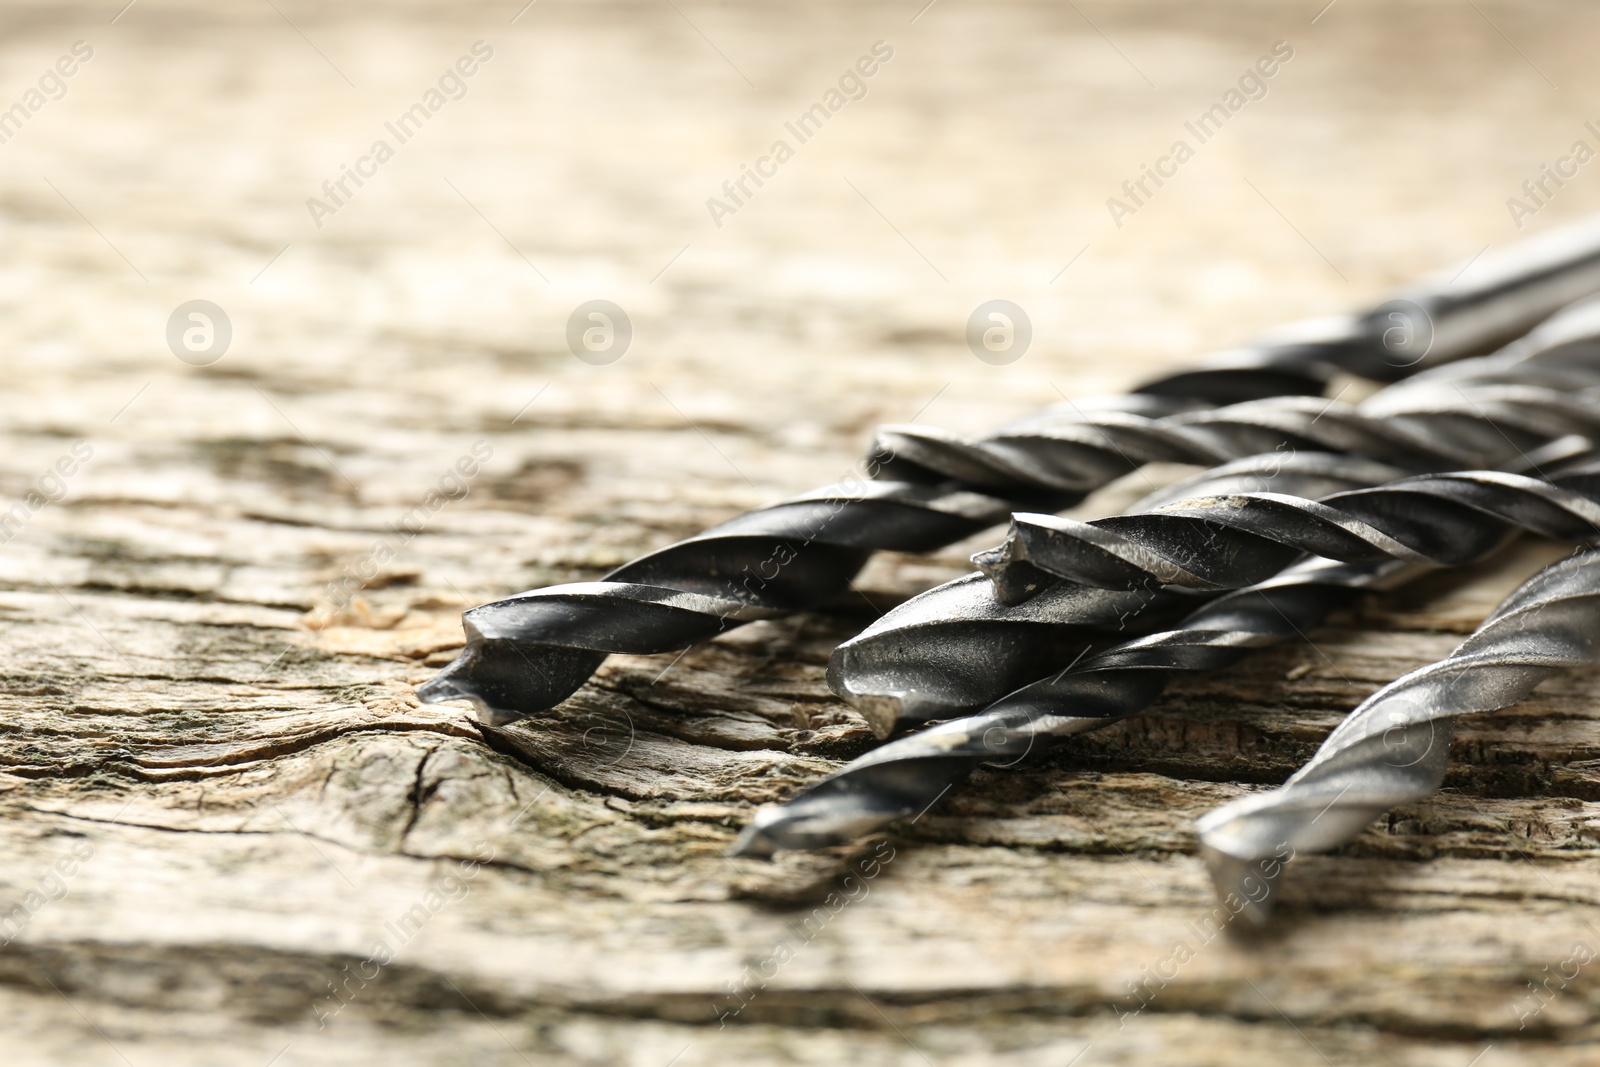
[979,450,1600,604]
[422,222,1600,724]
[733,555,1432,857]
[1196,547,1600,923]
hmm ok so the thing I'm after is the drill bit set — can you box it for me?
[424,216,1600,919]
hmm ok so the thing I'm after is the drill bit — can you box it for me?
[1195,546,1600,924]
[978,320,1600,603]
[832,325,1600,733]
[879,284,1600,494]
[829,450,1415,734]
[732,555,1432,857]
[978,456,1600,605]
[421,223,1600,725]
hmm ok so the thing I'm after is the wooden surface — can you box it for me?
[5,1,1600,1063]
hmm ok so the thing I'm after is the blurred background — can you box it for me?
[11,0,1600,498]
[4,1,1600,1064]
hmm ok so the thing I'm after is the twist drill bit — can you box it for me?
[832,344,1600,732]
[878,281,1600,495]
[1195,547,1600,924]
[830,450,1418,734]
[978,457,1600,606]
[733,555,1433,857]
[421,222,1600,724]
[977,306,1600,602]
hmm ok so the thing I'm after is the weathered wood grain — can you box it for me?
[4,1,1600,1064]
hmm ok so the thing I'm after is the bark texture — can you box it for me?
[4,2,1600,1064]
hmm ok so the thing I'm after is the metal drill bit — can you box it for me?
[421,223,1600,725]
[978,325,1600,601]
[978,457,1600,605]
[879,290,1600,494]
[733,555,1434,857]
[829,451,1416,734]
[832,354,1600,733]
[1195,547,1600,924]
